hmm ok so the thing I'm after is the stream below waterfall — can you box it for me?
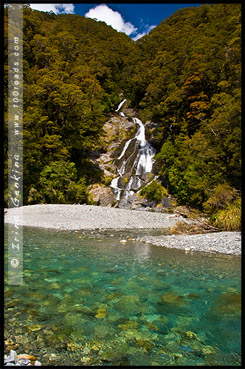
[4,225,241,366]
[110,100,156,206]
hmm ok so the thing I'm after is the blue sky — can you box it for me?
[29,3,202,40]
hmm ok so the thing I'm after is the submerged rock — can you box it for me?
[95,307,107,319]
[161,292,185,305]
[27,324,42,332]
[4,350,42,366]
[214,293,241,314]
[5,299,20,309]
[4,338,19,352]
[185,331,197,339]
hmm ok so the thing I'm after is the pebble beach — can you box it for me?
[138,232,241,256]
[5,204,241,256]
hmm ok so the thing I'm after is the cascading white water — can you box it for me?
[115,99,127,112]
[118,138,134,160]
[110,101,156,205]
[133,118,155,175]
[110,177,121,200]
[134,118,146,147]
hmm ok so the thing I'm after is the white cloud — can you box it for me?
[29,4,75,14]
[133,25,156,41]
[85,4,137,36]
[149,25,156,31]
[132,32,147,41]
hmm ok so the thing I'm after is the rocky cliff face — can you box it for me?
[88,106,136,207]
[88,103,172,211]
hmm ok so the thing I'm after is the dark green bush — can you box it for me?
[140,180,168,204]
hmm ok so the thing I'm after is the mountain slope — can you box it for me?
[128,3,241,215]
[5,5,136,204]
[4,4,241,230]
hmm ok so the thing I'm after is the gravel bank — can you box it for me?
[138,232,241,255]
[4,205,241,255]
[4,204,188,230]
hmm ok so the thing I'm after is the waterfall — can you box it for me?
[115,99,127,112]
[111,103,156,206]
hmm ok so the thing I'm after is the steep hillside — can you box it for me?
[128,3,241,227]
[4,5,136,205]
[4,4,241,229]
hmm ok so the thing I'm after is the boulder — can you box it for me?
[89,185,116,207]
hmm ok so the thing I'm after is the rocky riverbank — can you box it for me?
[138,232,241,256]
[4,204,190,230]
[4,204,241,255]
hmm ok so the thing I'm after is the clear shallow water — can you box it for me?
[5,226,241,366]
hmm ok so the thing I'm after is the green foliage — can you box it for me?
[203,184,238,214]
[155,133,221,206]
[38,161,88,204]
[4,5,135,204]
[4,4,241,212]
[203,184,241,231]
[102,176,114,186]
[212,197,241,231]
[140,180,168,204]
[136,4,241,208]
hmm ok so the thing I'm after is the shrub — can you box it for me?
[203,184,238,214]
[140,180,168,204]
[28,187,43,204]
[212,197,241,231]
[103,175,114,186]
[39,161,88,204]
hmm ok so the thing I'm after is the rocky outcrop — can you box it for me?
[89,184,116,207]
[87,104,164,210]
[94,113,136,178]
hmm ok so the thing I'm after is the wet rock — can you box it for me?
[67,342,83,352]
[17,358,31,365]
[5,299,20,308]
[136,337,154,352]
[118,321,139,330]
[48,353,58,364]
[161,292,184,305]
[214,293,241,314]
[19,343,33,353]
[185,331,197,339]
[27,324,42,332]
[80,356,93,365]
[4,348,42,366]
[4,338,19,352]
[187,293,200,299]
[4,350,18,364]
[95,307,107,319]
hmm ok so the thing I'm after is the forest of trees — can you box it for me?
[4,4,241,230]
[129,4,241,230]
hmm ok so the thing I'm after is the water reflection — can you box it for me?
[134,242,150,262]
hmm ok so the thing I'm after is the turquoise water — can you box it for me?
[5,226,241,366]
